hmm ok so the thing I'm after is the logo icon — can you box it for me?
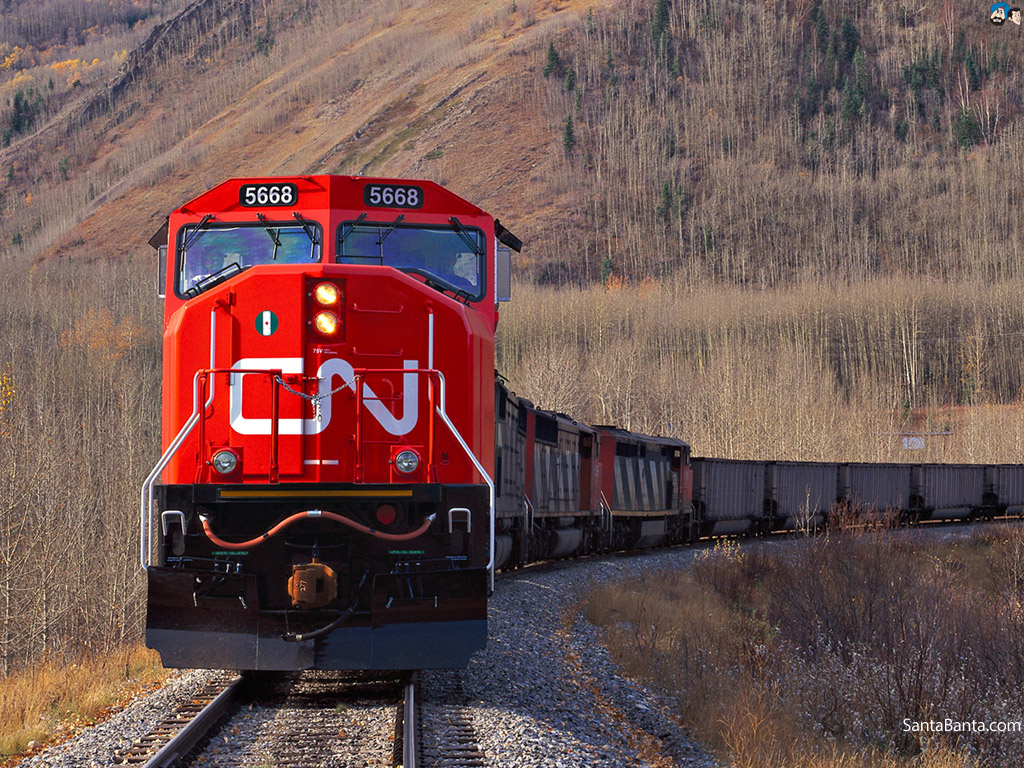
[228,356,420,436]
[991,2,1021,24]
[256,310,279,336]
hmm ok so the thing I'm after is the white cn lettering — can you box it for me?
[229,357,419,436]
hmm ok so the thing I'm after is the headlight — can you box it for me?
[313,311,339,335]
[394,450,419,474]
[314,282,339,306]
[211,450,238,474]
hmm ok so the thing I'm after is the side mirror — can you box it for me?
[157,245,167,298]
[496,246,511,302]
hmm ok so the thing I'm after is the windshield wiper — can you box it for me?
[182,214,213,251]
[256,213,282,260]
[292,212,321,249]
[338,213,367,247]
[184,262,243,299]
[376,214,405,246]
[448,216,482,254]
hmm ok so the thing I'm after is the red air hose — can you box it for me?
[199,509,436,550]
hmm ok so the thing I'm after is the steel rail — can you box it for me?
[114,674,241,768]
[402,676,418,768]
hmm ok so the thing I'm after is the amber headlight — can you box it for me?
[314,311,339,335]
[314,282,339,306]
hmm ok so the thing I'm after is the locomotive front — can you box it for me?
[142,175,516,670]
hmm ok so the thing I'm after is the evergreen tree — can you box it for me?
[652,0,670,40]
[656,181,673,222]
[562,114,576,154]
[840,16,858,62]
[814,4,829,53]
[543,40,561,77]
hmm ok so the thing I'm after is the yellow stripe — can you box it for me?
[219,490,415,499]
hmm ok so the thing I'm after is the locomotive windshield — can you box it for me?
[337,220,484,300]
[177,221,322,297]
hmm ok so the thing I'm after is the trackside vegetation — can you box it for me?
[583,525,1024,768]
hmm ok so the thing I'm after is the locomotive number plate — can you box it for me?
[239,183,298,207]
[363,184,423,209]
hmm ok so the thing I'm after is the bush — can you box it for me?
[582,527,1024,767]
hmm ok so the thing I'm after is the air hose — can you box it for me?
[199,509,436,549]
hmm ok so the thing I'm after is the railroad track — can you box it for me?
[112,671,414,768]
[416,671,486,768]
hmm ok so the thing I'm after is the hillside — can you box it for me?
[0,0,610,270]
[2,0,1024,285]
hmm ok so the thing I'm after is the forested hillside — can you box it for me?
[2,0,1022,284]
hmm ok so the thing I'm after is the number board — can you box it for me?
[363,184,423,209]
[239,183,298,207]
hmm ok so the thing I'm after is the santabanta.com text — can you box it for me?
[902,719,1022,734]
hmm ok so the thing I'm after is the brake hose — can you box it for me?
[199,509,436,549]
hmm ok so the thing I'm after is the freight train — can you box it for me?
[141,175,1022,673]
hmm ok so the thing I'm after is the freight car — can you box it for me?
[689,458,1024,531]
[142,174,1020,674]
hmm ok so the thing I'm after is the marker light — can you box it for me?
[376,504,398,526]
[211,450,238,474]
[314,311,339,335]
[394,450,420,474]
[314,282,340,306]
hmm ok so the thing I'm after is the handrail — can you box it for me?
[429,369,496,593]
[599,490,612,532]
[349,367,440,483]
[140,309,217,569]
[346,364,496,589]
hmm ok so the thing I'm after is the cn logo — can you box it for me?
[229,357,419,436]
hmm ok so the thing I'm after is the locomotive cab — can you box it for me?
[142,176,519,671]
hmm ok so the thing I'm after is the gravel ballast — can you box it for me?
[420,547,719,768]
[16,547,717,768]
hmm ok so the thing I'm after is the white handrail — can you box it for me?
[140,310,217,569]
[431,369,496,593]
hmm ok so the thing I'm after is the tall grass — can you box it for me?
[0,644,164,758]
[583,526,1024,768]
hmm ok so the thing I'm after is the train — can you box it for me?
[141,174,1022,673]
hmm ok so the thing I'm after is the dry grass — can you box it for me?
[0,644,165,759]
[582,526,1024,768]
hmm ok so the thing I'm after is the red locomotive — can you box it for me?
[143,175,521,670]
